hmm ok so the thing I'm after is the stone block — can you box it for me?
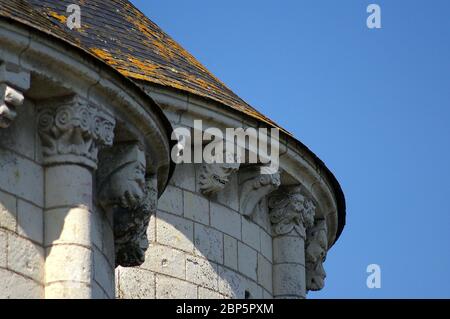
[45,244,92,284]
[0,230,6,268]
[8,234,44,283]
[0,269,43,299]
[242,217,260,251]
[223,234,238,271]
[194,223,223,264]
[186,255,218,290]
[44,207,91,247]
[0,149,43,207]
[141,243,186,279]
[45,282,91,299]
[214,172,239,211]
[158,185,183,216]
[17,199,43,244]
[198,287,221,299]
[273,235,305,265]
[117,267,155,299]
[218,266,244,298]
[0,190,16,232]
[184,191,209,225]
[210,203,241,240]
[257,253,273,292]
[170,163,196,191]
[260,229,273,261]
[238,242,257,281]
[273,263,305,298]
[156,211,194,253]
[156,274,197,299]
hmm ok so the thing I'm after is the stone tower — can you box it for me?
[0,0,345,299]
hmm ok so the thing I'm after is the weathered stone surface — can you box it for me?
[257,253,273,292]
[44,207,91,247]
[158,185,183,216]
[0,84,26,129]
[17,200,43,244]
[218,266,244,298]
[45,245,92,284]
[242,217,260,251]
[210,203,241,240]
[0,190,16,232]
[0,149,44,207]
[260,229,273,261]
[45,282,91,299]
[198,287,221,299]
[186,255,219,290]
[0,230,6,268]
[0,269,43,299]
[156,274,197,299]
[156,211,194,253]
[273,235,305,265]
[184,190,209,224]
[223,234,238,270]
[117,267,155,299]
[194,223,223,264]
[238,242,257,281]
[170,163,196,191]
[198,153,240,196]
[8,234,44,283]
[142,243,186,279]
[273,263,305,298]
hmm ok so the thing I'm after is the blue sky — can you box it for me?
[131,0,450,298]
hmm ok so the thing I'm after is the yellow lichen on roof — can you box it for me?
[47,10,66,24]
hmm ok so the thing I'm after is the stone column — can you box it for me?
[269,186,316,299]
[37,95,115,298]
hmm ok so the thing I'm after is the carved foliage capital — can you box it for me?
[306,219,328,292]
[37,95,115,168]
[268,186,316,238]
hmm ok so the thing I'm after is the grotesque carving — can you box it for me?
[239,166,281,217]
[97,143,157,267]
[268,186,316,239]
[37,95,115,168]
[305,219,328,292]
[0,63,30,129]
[0,84,24,128]
[199,151,240,196]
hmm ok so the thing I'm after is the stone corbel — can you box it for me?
[305,219,328,292]
[199,150,240,196]
[268,185,316,239]
[0,62,30,128]
[97,143,158,267]
[239,166,281,217]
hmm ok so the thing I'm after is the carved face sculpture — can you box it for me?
[306,221,328,291]
[98,144,146,210]
[110,150,146,209]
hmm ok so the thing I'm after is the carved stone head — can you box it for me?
[97,143,146,210]
[306,219,328,291]
[268,186,316,238]
[0,84,23,128]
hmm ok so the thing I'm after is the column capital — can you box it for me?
[305,219,328,292]
[37,95,115,169]
[268,185,316,239]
